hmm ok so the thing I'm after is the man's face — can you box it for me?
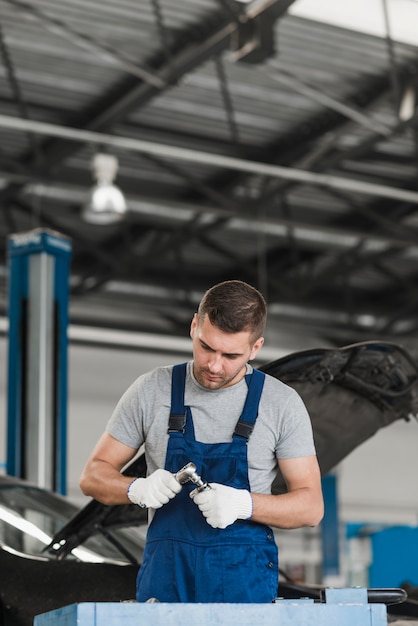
[190,313,264,390]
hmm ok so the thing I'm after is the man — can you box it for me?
[80,280,323,603]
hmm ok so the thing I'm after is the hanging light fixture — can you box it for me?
[82,153,127,224]
[399,82,416,122]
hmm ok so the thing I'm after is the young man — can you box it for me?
[80,280,323,603]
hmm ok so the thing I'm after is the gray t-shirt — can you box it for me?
[106,361,316,494]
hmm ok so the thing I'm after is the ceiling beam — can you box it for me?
[4,171,418,253]
[2,113,418,205]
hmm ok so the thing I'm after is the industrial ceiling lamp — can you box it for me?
[399,83,416,122]
[82,153,127,224]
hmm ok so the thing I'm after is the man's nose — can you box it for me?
[207,353,222,372]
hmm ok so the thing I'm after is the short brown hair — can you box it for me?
[197,280,267,341]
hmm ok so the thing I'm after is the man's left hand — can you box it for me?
[190,483,253,529]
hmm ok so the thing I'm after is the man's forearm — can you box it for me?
[250,489,324,529]
[79,459,133,505]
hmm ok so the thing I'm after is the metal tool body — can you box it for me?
[174,462,211,492]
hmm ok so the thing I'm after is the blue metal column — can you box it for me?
[321,473,341,584]
[6,228,72,494]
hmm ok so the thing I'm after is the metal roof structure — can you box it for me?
[1,0,418,357]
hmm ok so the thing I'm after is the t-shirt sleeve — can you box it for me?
[275,386,317,459]
[106,378,144,449]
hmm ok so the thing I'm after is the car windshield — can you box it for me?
[0,484,145,563]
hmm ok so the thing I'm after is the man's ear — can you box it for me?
[190,313,198,339]
[249,336,264,361]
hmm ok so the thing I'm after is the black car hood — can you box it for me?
[46,453,148,562]
[49,340,418,557]
[260,340,418,493]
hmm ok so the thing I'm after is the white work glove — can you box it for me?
[127,469,182,509]
[190,483,253,529]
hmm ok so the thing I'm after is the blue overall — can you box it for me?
[136,363,279,603]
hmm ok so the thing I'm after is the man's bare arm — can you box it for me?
[79,432,138,505]
[251,455,324,529]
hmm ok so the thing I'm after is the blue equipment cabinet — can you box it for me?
[6,228,72,494]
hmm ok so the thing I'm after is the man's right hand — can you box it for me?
[127,469,182,508]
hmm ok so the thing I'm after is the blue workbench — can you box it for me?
[34,588,387,626]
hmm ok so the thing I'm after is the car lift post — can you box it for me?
[6,228,72,494]
[321,473,342,585]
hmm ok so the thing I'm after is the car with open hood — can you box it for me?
[1,341,418,625]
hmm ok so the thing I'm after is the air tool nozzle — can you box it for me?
[174,462,211,492]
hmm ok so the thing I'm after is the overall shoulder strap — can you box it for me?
[168,362,188,432]
[233,369,265,440]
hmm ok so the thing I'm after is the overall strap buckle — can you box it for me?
[168,412,187,433]
[233,421,255,439]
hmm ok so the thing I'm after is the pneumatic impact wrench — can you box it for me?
[174,461,211,494]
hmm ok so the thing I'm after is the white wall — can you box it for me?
[1,335,418,523]
[66,344,188,504]
[338,417,418,525]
